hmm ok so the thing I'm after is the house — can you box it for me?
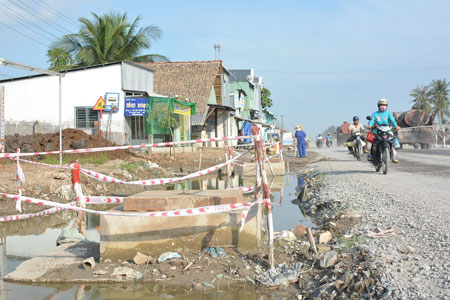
[229,69,263,120]
[0,61,164,145]
[229,69,267,142]
[141,60,238,146]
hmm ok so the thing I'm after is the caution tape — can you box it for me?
[1,193,269,230]
[0,202,75,222]
[0,135,255,159]
[80,150,249,186]
[15,150,250,187]
[78,188,254,205]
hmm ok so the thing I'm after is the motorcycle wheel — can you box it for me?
[382,147,389,174]
[356,144,362,161]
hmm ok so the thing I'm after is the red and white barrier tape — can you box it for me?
[0,202,75,222]
[1,193,269,230]
[15,150,250,187]
[0,188,256,222]
[79,196,124,204]
[80,150,249,186]
[0,135,255,159]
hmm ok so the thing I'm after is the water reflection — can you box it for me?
[167,173,315,231]
[1,173,315,299]
[1,237,8,300]
[0,214,101,300]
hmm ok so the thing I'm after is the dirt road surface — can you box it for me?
[310,146,450,299]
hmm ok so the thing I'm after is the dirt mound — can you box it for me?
[4,128,130,160]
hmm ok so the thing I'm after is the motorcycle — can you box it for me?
[344,132,366,161]
[316,138,323,148]
[326,138,332,147]
[371,124,395,174]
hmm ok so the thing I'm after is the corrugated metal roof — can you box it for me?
[191,112,207,126]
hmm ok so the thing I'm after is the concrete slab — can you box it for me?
[123,189,244,211]
[4,241,98,283]
[100,201,262,259]
[242,162,286,177]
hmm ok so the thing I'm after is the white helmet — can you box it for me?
[378,98,388,106]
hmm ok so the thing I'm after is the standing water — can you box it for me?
[0,172,314,299]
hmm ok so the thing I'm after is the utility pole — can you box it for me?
[214,44,221,60]
[280,115,284,129]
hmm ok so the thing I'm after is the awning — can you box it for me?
[234,115,273,128]
[191,113,207,126]
[207,104,236,112]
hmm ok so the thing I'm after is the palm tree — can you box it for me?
[410,84,432,113]
[429,79,450,125]
[48,12,168,70]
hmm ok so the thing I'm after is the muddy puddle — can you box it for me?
[1,173,314,299]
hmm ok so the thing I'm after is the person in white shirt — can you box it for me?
[347,116,368,154]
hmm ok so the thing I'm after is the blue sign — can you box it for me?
[124,97,147,116]
[104,92,120,112]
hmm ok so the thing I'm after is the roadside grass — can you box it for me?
[42,154,109,166]
[336,233,362,249]
[119,161,148,174]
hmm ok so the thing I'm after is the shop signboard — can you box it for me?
[173,103,191,115]
[124,97,146,116]
[105,92,120,112]
[282,132,293,146]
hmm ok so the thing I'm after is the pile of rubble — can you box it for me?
[4,128,116,153]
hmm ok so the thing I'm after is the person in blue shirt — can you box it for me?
[295,125,307,158]
[368,98,401,163]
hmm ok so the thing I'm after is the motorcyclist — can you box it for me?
[367,98,401,163]
[316,134,323,147]
[326,133,332,142]
[346,116,368,154]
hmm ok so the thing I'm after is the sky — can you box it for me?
[1,0,450,136]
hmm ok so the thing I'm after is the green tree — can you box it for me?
[261,87,273,110]
[410,84,432,113]
[149,102,178,158]
[429,79,450,125]
[48,12,168,70]
[47,48,76,71]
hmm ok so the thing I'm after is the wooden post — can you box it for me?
[307,227,318,256]
[147,134,153,156]
[252,124,274,268]
[198,147,203,171]
[70,160,86,237]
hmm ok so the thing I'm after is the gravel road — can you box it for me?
[310,146,450,299]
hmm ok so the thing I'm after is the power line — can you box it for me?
[258,66,450,75]
[0,72,14,78]
[10,0,72,35]
[1,5,61,41]
[0,6,55,42]
[32,0,79,28]
[0,19,48,47]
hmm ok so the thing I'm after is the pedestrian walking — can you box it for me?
[295,125,307,158]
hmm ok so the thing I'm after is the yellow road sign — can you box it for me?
[93,96,105,111]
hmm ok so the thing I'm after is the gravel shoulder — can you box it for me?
[312,147,450,299]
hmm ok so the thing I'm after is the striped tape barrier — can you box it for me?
[0,188,256,222]
[0,135,255,159]
[14,150,250,187]
[0,203,74,222]
[0,193,269,230]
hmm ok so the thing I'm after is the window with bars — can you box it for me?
[75,107,98,129]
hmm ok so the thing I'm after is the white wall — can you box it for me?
[1,64,131,143]
[3,64,123,124]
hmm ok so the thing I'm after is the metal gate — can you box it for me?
[130,116,146,145]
